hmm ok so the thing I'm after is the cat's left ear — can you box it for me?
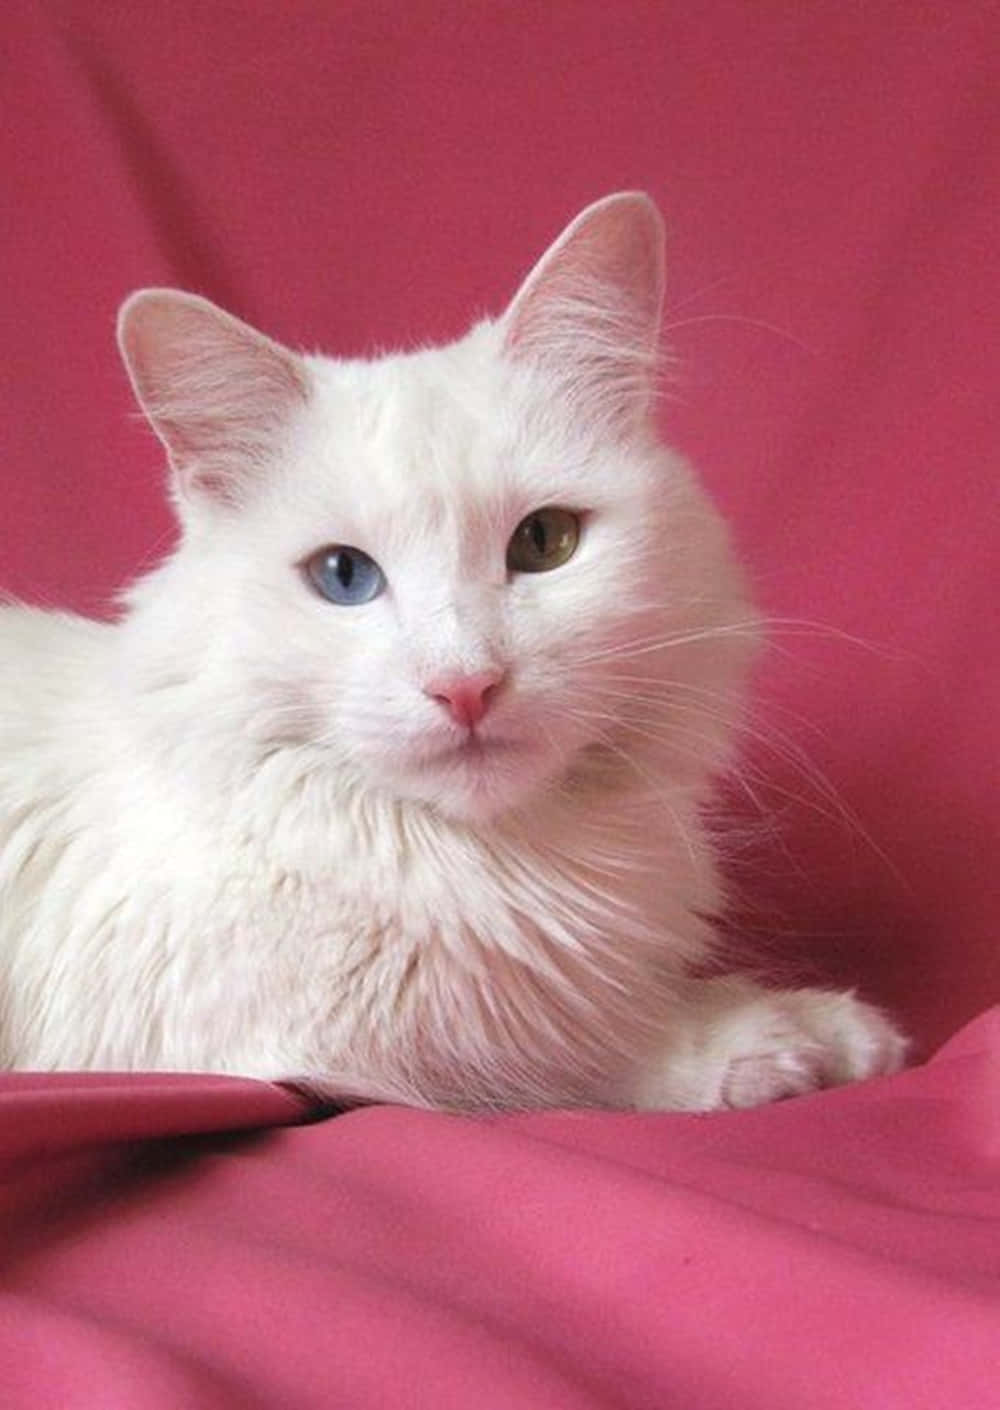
[117,290,311,506]
[502,192,665,430]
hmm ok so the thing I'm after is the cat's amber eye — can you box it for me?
[506,508,581,574]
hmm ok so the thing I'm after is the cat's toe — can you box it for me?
[789,989,910,1084]
[720,1039,827,1108]
[718,990,908,1109]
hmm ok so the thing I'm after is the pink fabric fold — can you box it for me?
[1,1015,997,1409]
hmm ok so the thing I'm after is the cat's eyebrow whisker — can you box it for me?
[572,615,908,672]
[662,272,737,317]
[571,619,763,667]
[660,312,816,357]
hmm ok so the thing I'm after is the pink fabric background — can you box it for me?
[2,3,997,1404]
[1,1022,997,1408]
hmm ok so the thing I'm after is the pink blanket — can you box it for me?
[2,3,997,1403]
[2,1021,997,1408]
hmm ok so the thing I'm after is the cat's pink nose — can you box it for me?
[426,671,503,729]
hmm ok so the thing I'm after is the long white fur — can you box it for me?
[0,194,906,1108]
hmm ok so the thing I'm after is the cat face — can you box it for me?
[118,195,753,823]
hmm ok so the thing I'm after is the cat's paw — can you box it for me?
[717,988,908,1110]
[633,980,908,1112]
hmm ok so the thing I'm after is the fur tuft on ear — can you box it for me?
[117,290,311,505]
[502,192,665,431]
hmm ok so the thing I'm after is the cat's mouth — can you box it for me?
[403,726,533,782]
[430,731,519,764]
[394,726,556,820]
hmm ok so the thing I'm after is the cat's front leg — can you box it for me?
[632,976,908,1112]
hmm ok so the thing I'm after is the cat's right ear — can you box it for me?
[117,290,311,507]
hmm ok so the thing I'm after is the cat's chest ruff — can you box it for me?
[226,780,632,969]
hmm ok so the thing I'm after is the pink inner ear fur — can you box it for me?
[118,291,310,501]
[503,193,665,357]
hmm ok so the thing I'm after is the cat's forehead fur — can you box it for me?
[261,318,655,566]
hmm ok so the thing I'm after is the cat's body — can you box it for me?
[0,194,905,1108]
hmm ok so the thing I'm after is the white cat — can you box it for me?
[0,193,906,1109]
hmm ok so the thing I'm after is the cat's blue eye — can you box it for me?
[304,546,385,605]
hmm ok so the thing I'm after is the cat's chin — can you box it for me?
[392,733,558,825]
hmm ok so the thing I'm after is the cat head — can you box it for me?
[118,193,753,823]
